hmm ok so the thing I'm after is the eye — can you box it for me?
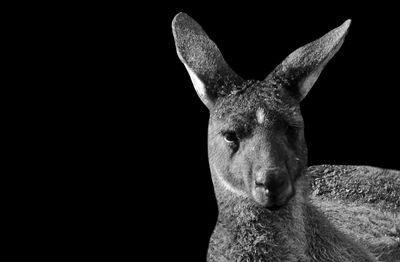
[223,131,239,144]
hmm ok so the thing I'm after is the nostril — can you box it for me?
[255,173,287,192]
[255,181,267,187]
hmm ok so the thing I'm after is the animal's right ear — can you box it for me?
[172,12,242,109]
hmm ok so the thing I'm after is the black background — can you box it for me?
[42,3,399,261]
[137,6,399,261]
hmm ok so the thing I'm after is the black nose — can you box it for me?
[255,169,288,195]
[254,168,293,209]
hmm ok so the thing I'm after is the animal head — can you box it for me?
[172,13,350,210]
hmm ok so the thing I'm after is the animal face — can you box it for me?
[207,80,308,208]
[172,12,350,209]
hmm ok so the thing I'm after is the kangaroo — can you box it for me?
[172,12,395,261]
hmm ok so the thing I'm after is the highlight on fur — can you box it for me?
[172,12,399,261]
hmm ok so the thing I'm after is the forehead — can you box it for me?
[211,80,301,125]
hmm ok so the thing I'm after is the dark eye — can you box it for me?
[223,131,239,144]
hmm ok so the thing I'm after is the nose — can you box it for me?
[255,168,288,193]
[254,167,293,208]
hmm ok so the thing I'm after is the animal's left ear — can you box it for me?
[266,19,351,101]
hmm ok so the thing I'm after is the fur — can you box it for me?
[171,12,395,261]
[207,170,375,261]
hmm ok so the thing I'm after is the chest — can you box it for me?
[207,221,307,262]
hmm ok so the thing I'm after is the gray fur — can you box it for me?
[172,13,391,261]
[267,19,350,100]
[172,12,243,107]
[308,165,400,213]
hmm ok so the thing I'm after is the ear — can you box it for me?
[266,19,351,101]
[172,12,242,109]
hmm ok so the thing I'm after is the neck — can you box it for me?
[210,172,309,261]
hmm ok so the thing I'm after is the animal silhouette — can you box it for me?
[172,12,399,262]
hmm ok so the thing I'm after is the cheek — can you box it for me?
[213,142,252,191]
[209,140,237,174]
[288,141,307,179]
[225,161,250,193]
[283,133,307,175]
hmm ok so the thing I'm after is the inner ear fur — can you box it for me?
[266,19,351,101]
[172,12,243,108]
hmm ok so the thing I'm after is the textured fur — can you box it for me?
[171,13,389,261]
[308,165,400,262]
[207,168,375,261]
[308,165,400,213]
